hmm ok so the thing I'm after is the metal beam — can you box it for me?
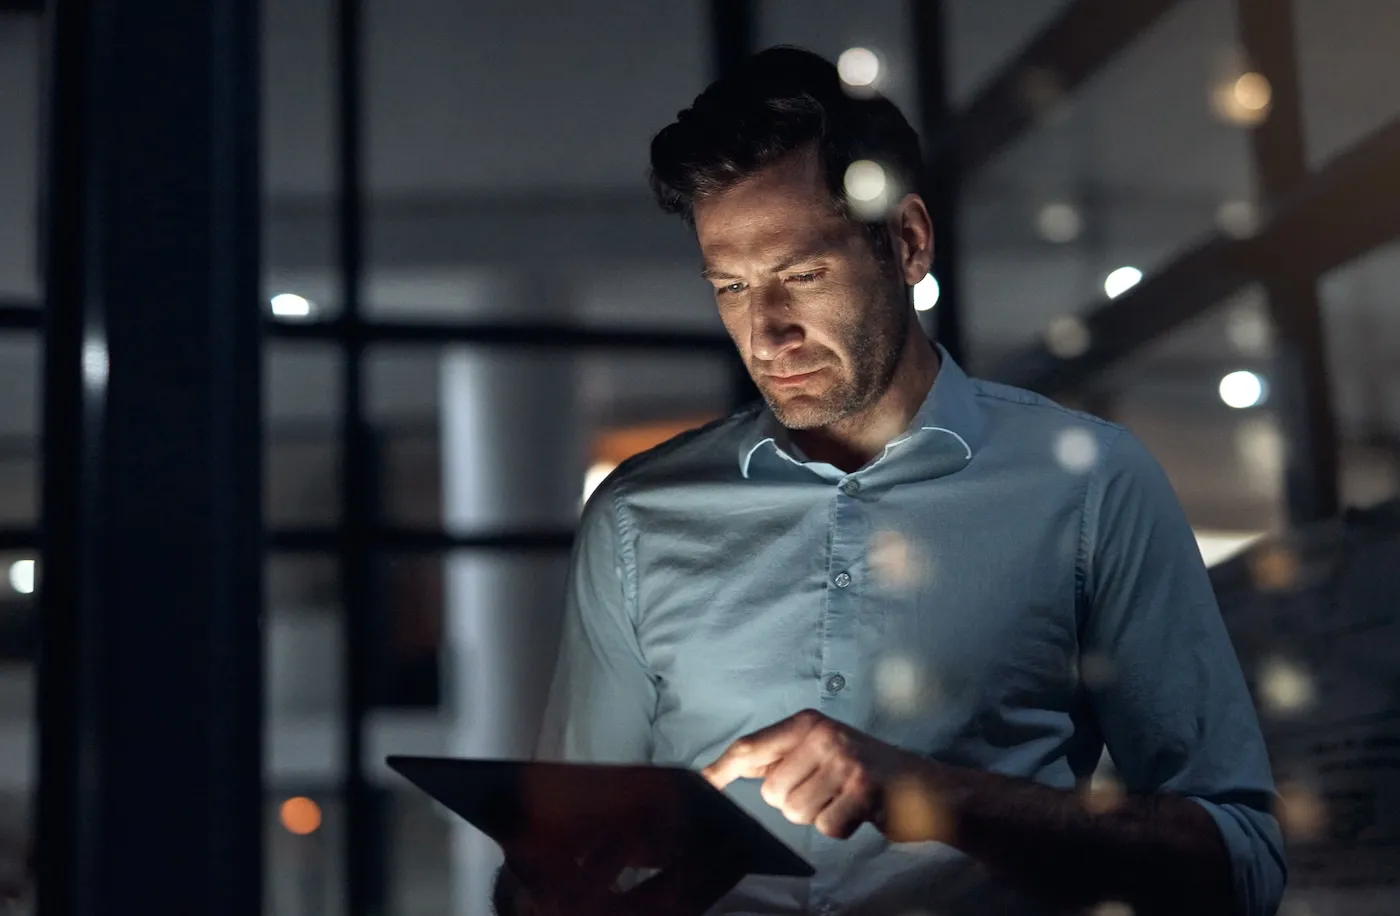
[0,304,40,330]
[1237,0,1339,523]
[270,526,574,553]
[331,0,387,910]
[708,0,758,410]
[912,0,965,365]
[5,524,574,556]
[989,114,1400,392]
[270,317,732,351]
[948,0,1182,175]
[34,0,263,912]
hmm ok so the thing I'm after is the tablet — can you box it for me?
[386,755,814,878]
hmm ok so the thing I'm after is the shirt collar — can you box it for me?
[738,343,984,480]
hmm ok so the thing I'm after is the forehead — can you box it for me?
[692,151,853,263]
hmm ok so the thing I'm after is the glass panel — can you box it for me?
[265,553,343,916]
[962,0,1255,369]
[0,13,43,304]
[367,346,733,531]
[262,0,338,322]
[1318,239,1400,512]
[265,793,343,916]
[266,343,342,527]
[1096,294,1285,539]
[1295,0,1400,167]
[946,0,1077,104]
[757,0,918,115]
[0,333,38,526]
[362,0,709,325]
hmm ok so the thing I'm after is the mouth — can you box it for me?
[766,368,824,388]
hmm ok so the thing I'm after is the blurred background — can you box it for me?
[1,0,1398,914]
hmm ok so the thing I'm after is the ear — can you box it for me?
[891,194,934,287]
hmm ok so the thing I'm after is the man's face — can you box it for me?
[693,150,908,430]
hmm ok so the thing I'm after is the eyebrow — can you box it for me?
[700,246,833,281]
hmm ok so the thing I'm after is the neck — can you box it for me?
[791,323,942,473]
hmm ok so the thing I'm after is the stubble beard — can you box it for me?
[761,279,910,431]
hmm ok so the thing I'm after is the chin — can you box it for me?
[765,390,847,430]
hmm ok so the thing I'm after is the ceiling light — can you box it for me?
[1219,370,1266,408]
[7,559,35,595]
[1103,266,1142,299]
[270,293,315,319]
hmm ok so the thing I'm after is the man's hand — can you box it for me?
[702,709,950,842]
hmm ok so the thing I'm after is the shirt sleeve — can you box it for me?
[1080,429,1287,916]
[534,482,657,763]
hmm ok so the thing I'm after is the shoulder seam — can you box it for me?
[610,406,759,483]
[972,380,1123,431]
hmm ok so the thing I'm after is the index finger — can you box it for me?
[702,710,823,789]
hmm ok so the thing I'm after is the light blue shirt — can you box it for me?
[537,349,1286,916]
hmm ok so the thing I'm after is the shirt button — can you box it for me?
[833,571,852,588]
[825,673,846,693]
[841,478,861,495]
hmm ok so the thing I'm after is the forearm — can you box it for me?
[895,761,1238,915]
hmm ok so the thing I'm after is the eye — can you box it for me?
[718,281,746,295]
[787,271,823,283]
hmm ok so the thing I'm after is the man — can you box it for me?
[498,47,1286,916]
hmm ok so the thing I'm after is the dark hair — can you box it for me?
[648,46,925,257]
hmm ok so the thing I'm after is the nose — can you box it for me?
[749,285,804,363]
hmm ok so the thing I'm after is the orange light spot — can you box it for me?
[280,796,322,835]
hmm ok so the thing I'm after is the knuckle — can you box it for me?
[794,708,824,727]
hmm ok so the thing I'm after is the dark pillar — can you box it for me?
[1236,0,1340,523]
[912,0,966,367]
[710,0,760,410]
[333,0,390,912]
[35,0,263,913]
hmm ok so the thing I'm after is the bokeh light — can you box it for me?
[1211,72,1272,126]
[1276,781,1327,841]
[837,47,882,89]
[1091,903,1134,916]
[1054,427,1100,474]
[1248,544,1300,592]
[1036,202,1083,243]
[912,274,940,312]
[874,653,923,717]
[883,776,952,843]
[270,292,315,319]
[1233,72,1272,111]
[1225,303,1272,356]
[1017,66,1066,119]
[7,559,35,596]
[844,159,887,202]
[1103,266,1142,299]
[280,796,323,835]
[1044,316,1091,359]
[1219,370,1266,408]
[1216,199,1259,238]
[1258,657,1317,716]
[869,529,923,590]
